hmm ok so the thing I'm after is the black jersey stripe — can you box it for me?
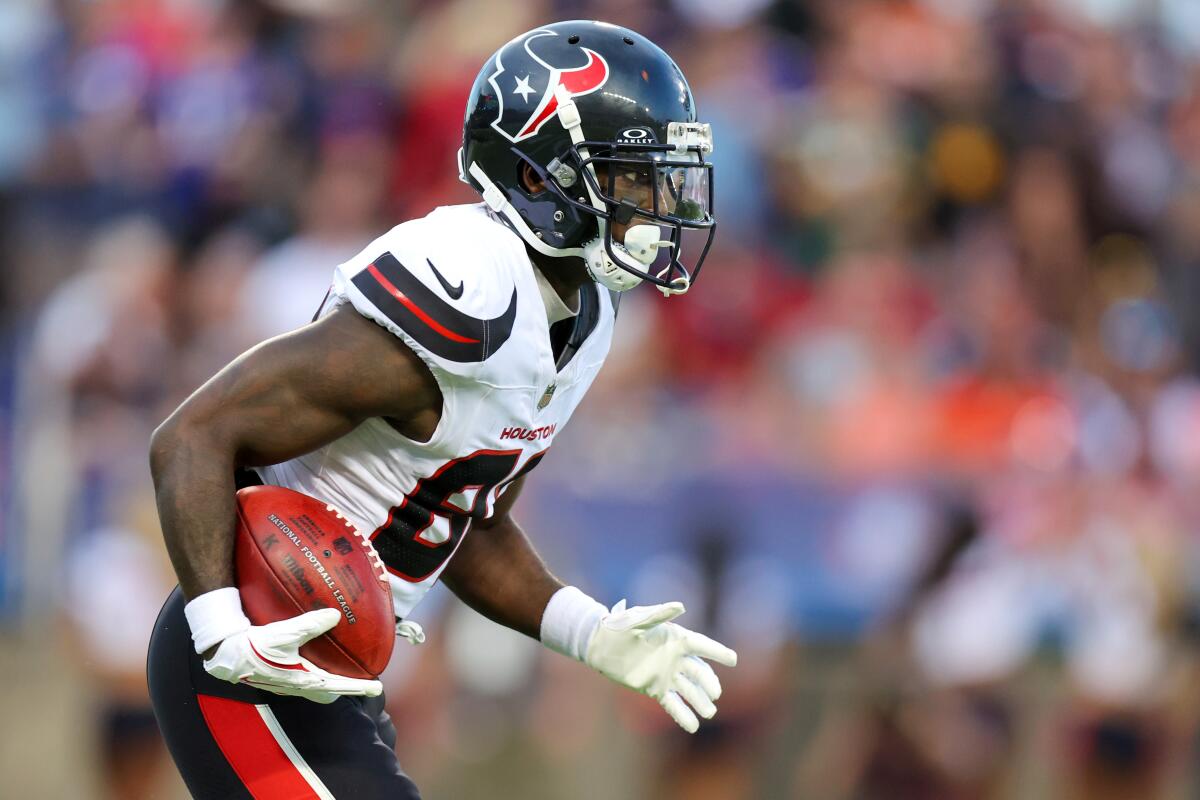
[352,251,517,362]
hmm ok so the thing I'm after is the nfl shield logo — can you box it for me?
[537,382,557,410]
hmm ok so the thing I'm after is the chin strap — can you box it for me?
[654,265,691,297]
[581,236,645,292]
[580,225,679,294]
[469,160,585,260]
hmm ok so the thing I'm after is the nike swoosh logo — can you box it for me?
[249,641,310,672]
[354,251,517,362]
[427,259,463,300]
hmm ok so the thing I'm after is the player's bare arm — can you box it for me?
[441,476,564,639]
[150,304,441,603]
[443,472,736,732]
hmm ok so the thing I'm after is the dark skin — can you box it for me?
[152,306,440,601]
[151,164,611,651]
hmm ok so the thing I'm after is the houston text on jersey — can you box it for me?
[499,424,557,441]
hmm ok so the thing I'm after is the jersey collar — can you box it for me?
[532,267,580,325]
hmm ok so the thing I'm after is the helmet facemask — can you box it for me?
[535,118,716,296]
[581,135,715,295]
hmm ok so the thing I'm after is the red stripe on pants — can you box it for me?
[197,694,319,800]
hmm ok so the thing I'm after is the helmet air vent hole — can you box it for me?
[623,37,634,45]
[568,35,580,44]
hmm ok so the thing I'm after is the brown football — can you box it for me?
[234,485,394,678]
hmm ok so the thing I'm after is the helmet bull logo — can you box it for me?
[488,30,610,144]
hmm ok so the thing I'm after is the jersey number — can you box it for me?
[369,449,544,582]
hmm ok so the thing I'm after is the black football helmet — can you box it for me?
[460,21,715,295]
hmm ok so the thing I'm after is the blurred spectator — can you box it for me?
[235,132,391,342]
[62,514,176,800]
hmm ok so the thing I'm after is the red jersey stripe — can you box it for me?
[366,263,480,343]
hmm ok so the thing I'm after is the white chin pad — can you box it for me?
[583,225,673,293]
[584,237,643,292]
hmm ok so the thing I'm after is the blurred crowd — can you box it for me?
[5,0,1200,797]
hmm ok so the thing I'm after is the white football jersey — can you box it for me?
[256,204,615,619]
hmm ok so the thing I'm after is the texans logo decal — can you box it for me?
[488,29,610,143]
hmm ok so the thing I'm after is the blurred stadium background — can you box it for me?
[4,0,1200,797]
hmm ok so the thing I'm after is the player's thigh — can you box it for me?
[147,588,258,799]
[267,693,420,799]
[188,691,420,800]
[148,588,420,800]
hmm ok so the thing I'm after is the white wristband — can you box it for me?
[540,585,607,662]
[184,587,251,654]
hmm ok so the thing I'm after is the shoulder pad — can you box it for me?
[349,251,516,363]
[332,209,522,364]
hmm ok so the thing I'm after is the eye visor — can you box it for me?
[577,143,714,229]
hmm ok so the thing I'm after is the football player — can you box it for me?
[147,20,735,799]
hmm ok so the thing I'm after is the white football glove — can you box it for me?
[395,619,426,645]
[584,600,738,733]
[204,608,383,704]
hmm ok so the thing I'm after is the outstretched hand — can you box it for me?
[584,600,737,733]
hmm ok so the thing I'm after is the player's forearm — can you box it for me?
[149,417,240,601]
[440,515,563,639]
